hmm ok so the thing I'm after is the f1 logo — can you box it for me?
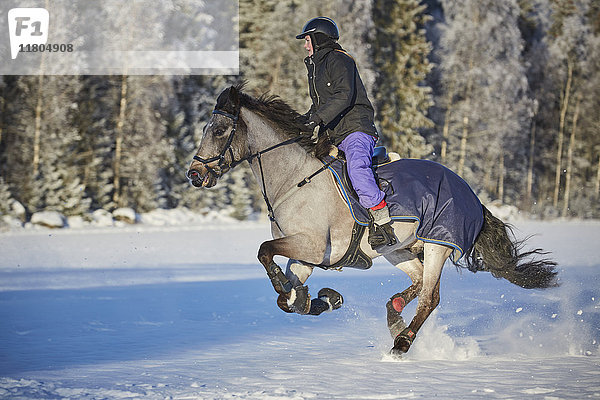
[8,8,49,60]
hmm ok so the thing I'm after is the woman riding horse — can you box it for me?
[296,17,396,249]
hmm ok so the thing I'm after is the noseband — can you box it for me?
[189,107,304,230]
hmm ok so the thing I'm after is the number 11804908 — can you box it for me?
[19,43,73,52]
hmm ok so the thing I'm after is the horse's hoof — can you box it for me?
[389,346,405,358]
[287,285,311,314]
[392,328,415,354]
[391,340,411,355]
[318,288,343,310]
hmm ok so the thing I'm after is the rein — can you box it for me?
[193,108,333,232]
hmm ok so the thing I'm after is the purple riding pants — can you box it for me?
[338,131,385,209]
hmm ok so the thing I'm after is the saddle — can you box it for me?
[338,146,392,200]
[312,147,395,272]
[329,146,398,228]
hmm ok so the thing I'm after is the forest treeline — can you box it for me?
[1,0,599,223]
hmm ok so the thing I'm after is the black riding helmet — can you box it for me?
[295,17,339,42]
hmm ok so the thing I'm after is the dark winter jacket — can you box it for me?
[304,44,378,145]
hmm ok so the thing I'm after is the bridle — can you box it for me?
[188,107,302,229]
[192,109,241,172]
[191,108,302,174]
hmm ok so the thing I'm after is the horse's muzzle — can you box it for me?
[186,169,206,188]
[186,165,220,188]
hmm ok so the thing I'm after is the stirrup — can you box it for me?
[368,222,397,249]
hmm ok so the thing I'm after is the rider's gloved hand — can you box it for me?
[295,111,310,125]
[300,114,322,134]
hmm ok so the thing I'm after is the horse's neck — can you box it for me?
[242,109,320,199]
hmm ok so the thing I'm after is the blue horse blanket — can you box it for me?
[328,158,484,261]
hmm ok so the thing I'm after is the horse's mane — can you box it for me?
[215,83,317,153]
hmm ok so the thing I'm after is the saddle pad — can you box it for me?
[327,158,484,261]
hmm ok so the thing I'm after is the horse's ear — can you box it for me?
[215,85,240,114]
[228,85,240,107]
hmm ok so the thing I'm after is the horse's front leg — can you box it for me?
[258,234,325,314]
[276,259,313,314]
[258,238,294,295]
[273,259,343,315]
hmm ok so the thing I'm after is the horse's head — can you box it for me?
[187,85,248,188]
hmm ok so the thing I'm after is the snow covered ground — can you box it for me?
[0,216,599,399]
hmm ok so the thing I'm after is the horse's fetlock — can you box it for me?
[388,316,408,339]
[286,287,297,305]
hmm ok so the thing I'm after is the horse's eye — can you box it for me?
[214,128,225,137]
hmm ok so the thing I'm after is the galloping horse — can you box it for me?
[187,84,557,355]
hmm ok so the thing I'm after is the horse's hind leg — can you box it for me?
[392,243,452,354]
[384,251,424,341]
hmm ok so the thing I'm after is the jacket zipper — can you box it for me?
[310,58,320,106]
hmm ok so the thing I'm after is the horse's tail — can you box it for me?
[463,206,558,289]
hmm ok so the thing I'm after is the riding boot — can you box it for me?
[368,204,397,249]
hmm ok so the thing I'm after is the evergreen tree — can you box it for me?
[0,77,35,211]
[1,1,599,221]
[0,76,91,215]
[0,77,5,150]
[546,0,592,210]
[239,0,375,110]
[581,35,600,208]
[76,76,116,211]
[315,0,377,94]
[517,0,553,208]
[0,178,12,216]
[114,76,172,212]
[372,0,434,158]
[34,77,90,216]
[239,0,313,109]
[436,0,532,203]
[589,0,600,34]
[163,75,228,211]
[556,6,599,217]
[549,0,579,37]
[228,166,254,220]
